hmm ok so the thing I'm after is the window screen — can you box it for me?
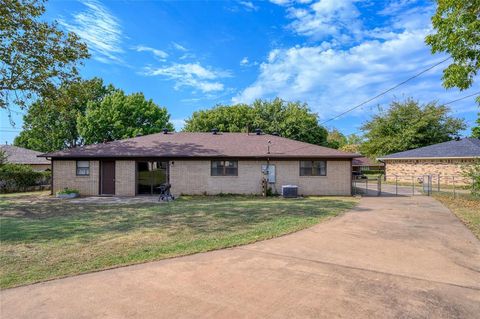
[211,160,238,176]
[76,161,90,176]
[299,160,326,176]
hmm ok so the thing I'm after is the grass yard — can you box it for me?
[0,192,357,289]
[433,192,480,239]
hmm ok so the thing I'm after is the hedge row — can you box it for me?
[0,164,51,193]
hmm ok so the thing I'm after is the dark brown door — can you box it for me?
[101,161,115,195]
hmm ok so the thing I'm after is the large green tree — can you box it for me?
[184,98,328,145]
[77,90,174,144]
[326,128,347,149]
[473,114,480,138]
[425,0,480,139]
[360,98,466,158]
[425,0,480,91]
[14,78,111,152]
[1,0,89,109]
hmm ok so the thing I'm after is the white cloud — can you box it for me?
[134,45,168,60]
[232,0,479,122]
[143,63,231,93]
[171,119,186,131]
[286,0,363,42]
[239,1,259,11]
[240,57,249,66]
[269,0,294,6]
[172,42,188,52]
[60,0,123,64]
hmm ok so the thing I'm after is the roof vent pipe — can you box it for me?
[255,128,262,135]
[212,128,219,135]
[162,128,169,134]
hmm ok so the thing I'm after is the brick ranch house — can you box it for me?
[40,131,359,197]
[377,137,480,185]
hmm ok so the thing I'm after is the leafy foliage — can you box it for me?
[360,98,466,158]
[425,0,480,90]
[472,113,480,138]
[462,158,480,196]
[339,134,364,154]
[326,128,347,149]
[77,90,174,144]
[0,0,89,109]
[184,98,328,145]
[14,78,111,152]
[0,149,7,165]
[339,144,360,154]
[57,188,79,195]
[0,163,50,192]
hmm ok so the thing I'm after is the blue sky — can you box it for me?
[1,0,479,144]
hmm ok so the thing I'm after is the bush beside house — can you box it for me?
[0,164,51,193]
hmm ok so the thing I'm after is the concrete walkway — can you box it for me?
[1,196,479,318]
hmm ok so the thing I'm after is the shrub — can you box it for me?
[462,158,480,196]
[0,164,50,192]
[57,188,79,195]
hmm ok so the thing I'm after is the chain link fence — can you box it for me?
[353,174,473,197]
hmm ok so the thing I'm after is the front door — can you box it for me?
[101,161,115,195]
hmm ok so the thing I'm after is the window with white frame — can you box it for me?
[76,161,90,176]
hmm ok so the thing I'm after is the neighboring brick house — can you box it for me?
[377,138,480,185]
[0,145,51,171]
[40,131,359,196]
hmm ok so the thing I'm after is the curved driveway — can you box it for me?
[1,196,480,318]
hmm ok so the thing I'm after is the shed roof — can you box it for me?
[40,132,359,159]
[352,156,384,166]
[1,145,50,165]
[378,138,480,160]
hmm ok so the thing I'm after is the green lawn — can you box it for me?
[0,192,357,289]
[433,192,480,239]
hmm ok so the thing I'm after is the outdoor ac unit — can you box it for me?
[282,185,298,198]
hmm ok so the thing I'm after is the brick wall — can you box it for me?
[170,159,351,196]
[385,158,474,185]
[115,160,136,196]
[53,160,99,196]
[53,159,352,197]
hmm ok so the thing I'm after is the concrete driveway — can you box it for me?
[1,196,479,318]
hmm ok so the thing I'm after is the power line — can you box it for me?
[319,56,452,125]
[286,91,480,154]
[346,91,480,136]
[443,91,480,106]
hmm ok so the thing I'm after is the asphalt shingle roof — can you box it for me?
[378,138,480,159]
[1,145,50,165]
[41,132,359,159]
[352,156,384,166]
